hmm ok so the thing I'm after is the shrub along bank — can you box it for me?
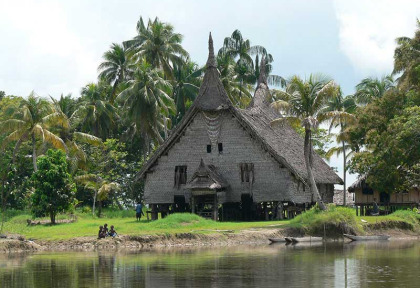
[290,205,420,237]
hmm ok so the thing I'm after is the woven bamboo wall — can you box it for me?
[144,111,325,204]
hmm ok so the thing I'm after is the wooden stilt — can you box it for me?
[264,202,269,221]
[191,197,195,214]
[213,194,218,221]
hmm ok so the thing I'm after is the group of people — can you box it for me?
[96,202,144,239]
[98,223,117,239]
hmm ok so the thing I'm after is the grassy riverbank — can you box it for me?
[1,207,419,241]
[290,205,420,237]
[1,212,291,241]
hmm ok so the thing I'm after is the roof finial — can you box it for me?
[206,32,216,68]
[258,55,267,85]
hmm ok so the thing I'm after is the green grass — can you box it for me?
[290,205,363,236]
[2,207,419,241]
[290,205,420,236]
[1,211,291,241]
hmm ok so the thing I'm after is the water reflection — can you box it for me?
[0,241,419,287]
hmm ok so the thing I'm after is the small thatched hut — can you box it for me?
[136,34,342,221]
[348,175,419,215]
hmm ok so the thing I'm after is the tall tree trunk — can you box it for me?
[92,190,97,216]
[98,200,102,218]
[304,126,326,210]
[31,133,38,172]
[50,211,55,224]
[1,179,7,232]
[342,140,347,206]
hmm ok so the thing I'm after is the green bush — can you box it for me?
[81,206,92,214]
[147,213,208,230]
[389,209,420,226]
[290,205,362,237]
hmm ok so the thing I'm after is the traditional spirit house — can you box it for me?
[137,34,342,220]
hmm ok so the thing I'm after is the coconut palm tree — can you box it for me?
[393,19,420,89]
[98,43,133,104]
[320,91,357,206]
[271,74,338,210]
[75,174,119,217]
[172,59,203,122]
[117,59,174,145]
[71,82,118,140]
[219,29,266,66]
[253,53,286,88]
[125,17,189,79]
[217,51,253,107]
[49,97,103,172]
[0,92,67,171]
[354,75,395,105]
[56,93,77,118]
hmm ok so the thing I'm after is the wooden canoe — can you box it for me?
[343,234,390,241]
[268,238,288,243]
[291,237,323,243]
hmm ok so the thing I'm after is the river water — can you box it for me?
[0,241,419,287]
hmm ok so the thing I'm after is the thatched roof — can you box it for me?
[194,33,232,111]
[348,175,367,192]
[248,56,272,110]
[186,158,229,190]
[136,34,342,185]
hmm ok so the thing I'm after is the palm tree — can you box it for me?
[56,93,77,118]
[0,92,67,171]
[98,43,133,104]
[117,59,174,145]
[71,82,118,140]
[271,74,338,210]
[217,51,253,107]
[254,53,286,88]
[320,91,357,206]
[76,174,119,217]
[125,17,189,79]
[393,19,420,89]
[172,59,203,122]
[219,29,266,66]
[354,75,395,105]
[50,97,103,172]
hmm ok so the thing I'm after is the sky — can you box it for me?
[0,0,419,188]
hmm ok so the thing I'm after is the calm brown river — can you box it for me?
[1,241,419,287]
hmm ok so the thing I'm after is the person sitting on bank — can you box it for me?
[103,223,109,235]
[108,225,117,238]
[98,226,106,239]
[136,202,144,221]
[371,199,379,216]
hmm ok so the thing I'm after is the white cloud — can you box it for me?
[334,0,420,77]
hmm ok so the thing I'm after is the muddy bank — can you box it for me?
[1,225,418,253]
[1,227,300,253]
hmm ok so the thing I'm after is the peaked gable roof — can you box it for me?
[186,158,229,190]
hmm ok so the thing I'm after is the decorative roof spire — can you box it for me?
[206,32,216,68]
[193,33,232,111]
[258,56,267,85]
